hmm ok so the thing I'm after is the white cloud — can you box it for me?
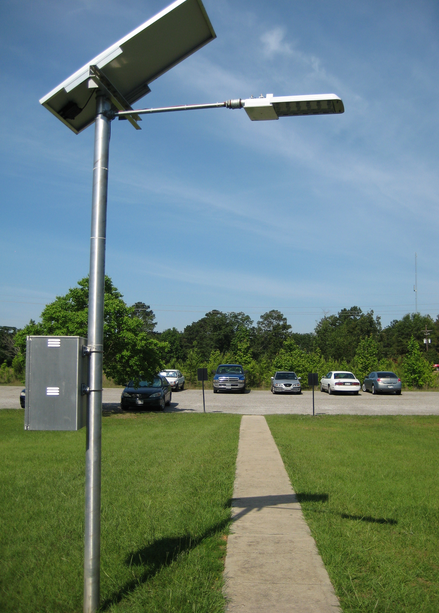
[260,27,293,58]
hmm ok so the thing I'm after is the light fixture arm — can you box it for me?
[114,99,243,119]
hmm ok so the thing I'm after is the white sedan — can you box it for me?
[320,371,361,394]
[159,369,185,391]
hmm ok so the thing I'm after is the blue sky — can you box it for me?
[1,0,438,334]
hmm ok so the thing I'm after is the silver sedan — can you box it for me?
[271,371,301,394]
[362,371,402,395]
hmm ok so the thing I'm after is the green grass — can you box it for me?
[4,411,439,613]
[0,410,240,613]
[266,415,439,613]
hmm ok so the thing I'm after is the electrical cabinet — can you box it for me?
[24,336,88,431]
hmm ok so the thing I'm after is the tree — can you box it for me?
[254,310,291,359]
[182,310,228,360]
[353,336,379,383]
[13,276,166,385]
[381,313,437,359]
[182,310,253,361]
[159,327,185,365]
[230,327,253,367]
[273,339,326,388]
[0,326,18,366]
[403,335,434,388]
[315,307,381,361]
[183,343,203,385]
[291,332,316,353]
[130,302,157,335]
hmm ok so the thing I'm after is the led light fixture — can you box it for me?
[242,93,344,121]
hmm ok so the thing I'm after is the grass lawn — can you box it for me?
[0,410,241,613]
[266,415,439,613]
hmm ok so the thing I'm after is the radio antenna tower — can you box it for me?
[413,252,418,313]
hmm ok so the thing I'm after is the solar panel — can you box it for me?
[40,0,216,134]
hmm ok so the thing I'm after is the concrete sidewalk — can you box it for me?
[224,415,340,612]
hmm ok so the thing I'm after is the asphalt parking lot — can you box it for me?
[2,386,438,415]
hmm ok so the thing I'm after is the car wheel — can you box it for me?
[396,390,401,395]
[181,382,184,390]
[362,384,367,392]
[175,383,179,392]
[271,387,276,394]
[213,388,218,393]
[159,398,165,410]
[121,401,127,411]
[320,384,324,392]
[166,392,172,406]
[372,385,376,395]
[240,386,246,394]
[328,385,333,394]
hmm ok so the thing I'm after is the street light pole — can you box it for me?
[83,93,111,613]
[70,86,344,613]
[39,11,345,612]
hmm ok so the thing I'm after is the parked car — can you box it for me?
[213,364,246,393]
[121,375,171,411]
[320,371,361,394]
[271,371,301,394]
[362,371,402,395]
[20,389,25,408]
[159,369,185,391]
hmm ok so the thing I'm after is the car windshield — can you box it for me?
[218,366,243,374]
[377,372,397,378]
[334,372,355,379]
[164,371,177,377]
[275,372,297,380]
[129,377,162,388]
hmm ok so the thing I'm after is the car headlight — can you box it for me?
[150,392,161,398]
[122,392,133,398]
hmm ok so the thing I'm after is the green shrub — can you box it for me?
[403,336,434,388]
[0,362,13,384]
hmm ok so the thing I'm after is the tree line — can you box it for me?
[1,276,438,389]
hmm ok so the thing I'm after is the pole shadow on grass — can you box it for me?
[295,493,397,526]
[340,513,397,525]
[99,519,230,611]
[296,493,329,503]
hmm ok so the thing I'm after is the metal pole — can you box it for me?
[84,93,111,613]
[312,384,315,416]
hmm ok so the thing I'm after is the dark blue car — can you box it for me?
[121,375,172,410]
